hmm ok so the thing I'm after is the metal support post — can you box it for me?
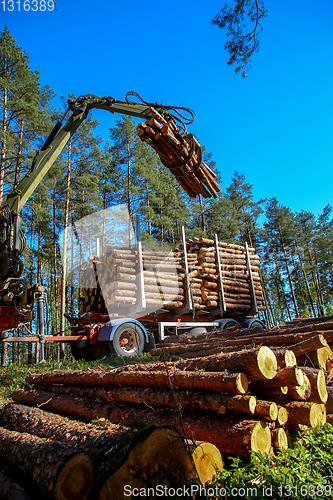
[214,234,226,315]
[179,226,194,315]
[136,215,146,311]
[245,242,258,315]
[37,292,46,362]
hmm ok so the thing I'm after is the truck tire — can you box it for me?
[109,322,146,357]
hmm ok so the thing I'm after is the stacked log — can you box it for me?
[0,404,197,500]
[79,237,266,317]
[79,247,186,313]
[10,345,281,458]
[186,237,265,313]
[137,109,221,199]
[0,425,94,500]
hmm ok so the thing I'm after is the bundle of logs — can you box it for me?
[79,247,186,313]
[78,237,266,316]
[5,318,333,497]
[0,406,223,500]
[136,108,221,199]
[187,237,265,312]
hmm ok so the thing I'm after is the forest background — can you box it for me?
[0,23,333,364]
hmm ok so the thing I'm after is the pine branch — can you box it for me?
[212,0,267,76]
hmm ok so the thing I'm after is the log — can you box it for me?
[34,385,257,417]
[0,402,155,492]
[286,373,312,401]
[283,402,326,429]
[174,346,277,381]
[299,367,327,403]
[277,406,288,426]
[100,386,232,414]
[289,334,327,357]
[271,428,288,451]
[189,442,223,485]
[297,345,333,370]
[250,367,305,390]
[254,400,278,422]
[26,368,249,394]
[98,427,196,500]
[271,348,297,369]
[0,426,94,500]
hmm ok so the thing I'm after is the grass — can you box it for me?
[0,353,157,408]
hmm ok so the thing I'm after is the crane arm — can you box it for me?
[5,94,172,216]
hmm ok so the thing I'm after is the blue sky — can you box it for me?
[2,0,333,217]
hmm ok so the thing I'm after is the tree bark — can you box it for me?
[25,369,249,394]
[0,426,93,500]
[282,401,326,429]
[60,139,72,359]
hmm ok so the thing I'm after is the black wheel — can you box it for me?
[85,342,110,360]
[110,322,146,357]
[249,320,265,329]
[70,343,88,360]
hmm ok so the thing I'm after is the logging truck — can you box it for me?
[0,92,265,362]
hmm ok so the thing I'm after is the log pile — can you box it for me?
[78,237,266,317]
[7,345,286,460]
[186,237,265,313]
[79,247,186,313]
[7,318,333,497]
[0,405,198,500]
[137,109,221,199]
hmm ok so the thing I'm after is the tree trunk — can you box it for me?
[60,139,72,359]
[0,85,8,203]
[0,426,93,500]
[278,225,299,317]
[11,389,271,458]
[14,117,24,189]
[25,369,249,394]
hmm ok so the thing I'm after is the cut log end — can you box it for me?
[54,453,94,500]
[317,369,328,403]
[271,428,288,451]
[257,346,277,380]
[236,372,248,394]
[98,428,194,500]
[285,350,297,368]
[277,406,288,426]
[250,421,271,454]
[191,442,223,485]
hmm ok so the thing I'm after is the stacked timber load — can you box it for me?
[186,237,265,313]
[0,405,198,500]
[137,109,221,199]
[78,237,266,316]
[79,247,187,313]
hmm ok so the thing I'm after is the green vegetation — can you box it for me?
[191,425,333,499]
